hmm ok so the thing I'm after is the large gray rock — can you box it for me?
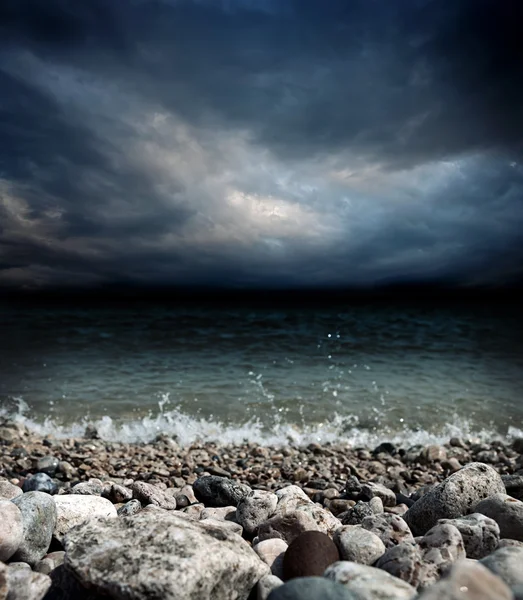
[333,526,386,565]
[474,493,523,541]
[480,546,523,587]
[360,514,415,548]
[375,542,425,588]
[439,513,500,559]
[11,491,57,566]
[193,476,251,507]
[0,481,22,501]
[267,576,359,600]
[0,500,23,562]
[63,512,269,600]
[416,560,513,600]
[324,561,416,600]
[417,523,466,589]
[237,491,278,535]
[53,495,117,542]
[5,568,51,600]
[404,463,505,536]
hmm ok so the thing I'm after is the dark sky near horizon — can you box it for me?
[1,0,523,290]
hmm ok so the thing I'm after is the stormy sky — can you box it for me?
[1,0,522,290]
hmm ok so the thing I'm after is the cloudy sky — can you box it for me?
[1,0,522,290]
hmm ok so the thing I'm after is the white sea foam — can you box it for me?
[1,396,516,448]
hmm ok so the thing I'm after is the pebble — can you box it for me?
[34,551,66,575]
[109,483,133,503]
[200,506,237,521]
[474,493,523,541]
[439,513,500,559]
[35,456,60,476]
[0,563,7,600]
[359,482,396,507]
[22,473,58,495]
[480,546,523,587]
[53,494,117,542]
[324,560,417,600]
[200,517,243,536]
[258,510,321,544]
[0,480,23,500]
[404,463,506,535]
[71,480,104,496]
[257,574,283,600]
[11,491,57,566]
[341,501,375,525]
[193,475,251,507]
[282,531,339,580]
[334,525,386,565]
[267,576,358,600]
[0,500,23,562]
[117,499,142,516]
[236,490,278,535]
[502,475,523,500]
[375,542,425,587]
[253,538,288,578]
[274,486,311,514]
[4,568,52,600]
[417,523,466,588]
[360,513,415,548]
[130,481,177,510]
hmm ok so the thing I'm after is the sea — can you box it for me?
[1,297,522,447]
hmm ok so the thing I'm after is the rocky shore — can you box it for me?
[1,419,523,600]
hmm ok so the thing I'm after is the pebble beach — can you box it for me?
[1,418,523,600]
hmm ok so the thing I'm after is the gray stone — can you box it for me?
[361,514,415,548]
[334,526,386,565]
[117,499,142,516]
[369,497,384,514]
[0,500,23,562]
[5,569,51,600]
[513,584,523,600]
[341,502,375,525]
[416,560,513,600]
[253,539,288,578]
[474,493,523,541]
[0,563,7,600]
[200,517,243,536]
[274,486,311,514]
[34,551,65,575]
[63,512,269,600]
[200,506,238,522]
[267,576,359,600]
[237,490,278,535]
[294,503,341,536]
[439,513,500,559]
[257,575,283,600]
[53,495,117,542]
[498,539,523,549]
[359,483,396,507]
[71,480,104,496]
[0,481,22,501]
[417,523,466,589]
[22,474,57,495]
[257,510,321,544]
[7,563,31,571]
[375,542,425,588]
[324,561,416,600]
[109,483,133,504]
[193,476,251,507]
[130,481,177,510]
[502,475,523,500]
[35,456,59,477]
[404,463,505,536]
[480,546,523,587]
[11,491,57,566]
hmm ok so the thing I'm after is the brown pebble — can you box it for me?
[282,531,339,581]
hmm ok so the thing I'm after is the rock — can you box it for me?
[267,576,357,600]
[254,539,288,578]
[420,445,447,463]
[237,490,278,535]
[340,501,375,525]
[11,491,57,566]
[498,539,523,549]
[375,542,425,588]
[474,493,523,541]
[294,503,341,536]
[404,463,505,536]
[22,474,57,495]
[130,481,177,510]
[63,512,269,600]
[282,531,339,580]
[7,563,31,571]
[359,483,396,507]
[0,500,23,561]
[334,525,386,565]
[200,517,243,536]
[257,575,283,600]
[34,551,65,575]
[416,560,513,600]
[53,495,117,542]
[44,564,105,600]
[502,475,523,501]
[193,476,251,507]
[325,561,417,600]
[200,506,238,521]
[439,513,500,559]
[57,461,76,480]
[117,499,142,516]
[417,523,466,589]
[71,480,104,496]
[514,584,523,600]
[0,481,22,500]
[180,484,198,504]
[109,483,133,503]
[274,486,311,514]
[480,546,523,587]
[369,497,384,514]
[361,514,415,548]
[35,456,59,476]
[5,569,51,600]
[0,563,7,600]
[175,494,190,508]
[257,510,321,544]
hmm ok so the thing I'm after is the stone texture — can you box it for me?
[53,495,117,542]
[267,576,358,600]
[257,510,322,544]
[35,456,60,476]
[257,575,283,600]
[417,523,466,589]
[274,486,311,514]
[71,480,104,496]
[200,517,243,536]
[361,514,415,548]
[416,560,513,600]
[22,474,57,495]
[109,483,133,504]
[324,561,416,600]
[334,525,386,565]
[5,569,51,600]
[253,539,288,578]
[439,513,500,559]
[0,563,6,600]
[359,482,396,507]
[34,551,65,575]
[63,512,269,600]
[340,501,375,525]
[237,490,278,535]
[0,481,22,500]
[480,546,523,587]
[404,463,505,536]
[193,476,251,507]
[200,506,237,522]
[130,481,177,510]
[474,493,523,541]
[11,491,57,566]
[117,499,142,516]
[375,542,425,588]
[0,500,23,562]
[282,531,339,580]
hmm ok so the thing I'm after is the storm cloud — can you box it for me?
[1,0,522,289]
